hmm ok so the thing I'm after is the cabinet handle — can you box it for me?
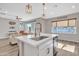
[47,48,50,54]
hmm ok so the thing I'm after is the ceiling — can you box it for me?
[0,3,79,21]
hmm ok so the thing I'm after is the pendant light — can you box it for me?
[41,3,47,19]
[25,4,32,14]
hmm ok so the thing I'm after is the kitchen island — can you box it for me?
[16,33,58,56]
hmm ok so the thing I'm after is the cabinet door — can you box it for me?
[39,43,53,56]
[39,39,53,56]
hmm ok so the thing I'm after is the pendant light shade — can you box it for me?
[25,4,32,14]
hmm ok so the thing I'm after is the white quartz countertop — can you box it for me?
[16,33,58,47]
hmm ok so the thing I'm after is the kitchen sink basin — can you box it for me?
[30,36,48,41]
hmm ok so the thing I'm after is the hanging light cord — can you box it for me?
[42,3,45,17]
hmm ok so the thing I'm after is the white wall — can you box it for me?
[0,17,10,39]
[44,13,79,42]
[0,17,18,39]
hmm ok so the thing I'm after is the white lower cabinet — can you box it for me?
[19,39,53,56]
[39,45,53,56]
[39,40,53,56]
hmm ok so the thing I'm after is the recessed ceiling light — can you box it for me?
[72,5,76,8]
[54,5,58,8]
[44,7,47,10]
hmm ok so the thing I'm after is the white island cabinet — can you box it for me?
[16,33,58,56]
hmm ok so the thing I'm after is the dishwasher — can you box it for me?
[53,36,58,56]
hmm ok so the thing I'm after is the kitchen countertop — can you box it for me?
[16,33,58,47]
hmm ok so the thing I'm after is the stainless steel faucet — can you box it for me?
[35,23,42,37]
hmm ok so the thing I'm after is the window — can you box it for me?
[51,18,76,34]
[69,19,75,26]
[24,22,35,33]
[52,22,56,27]
[18,21,36,33]
[19,22,25,30]
[25,23,32,32]
[57,21,68,27]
